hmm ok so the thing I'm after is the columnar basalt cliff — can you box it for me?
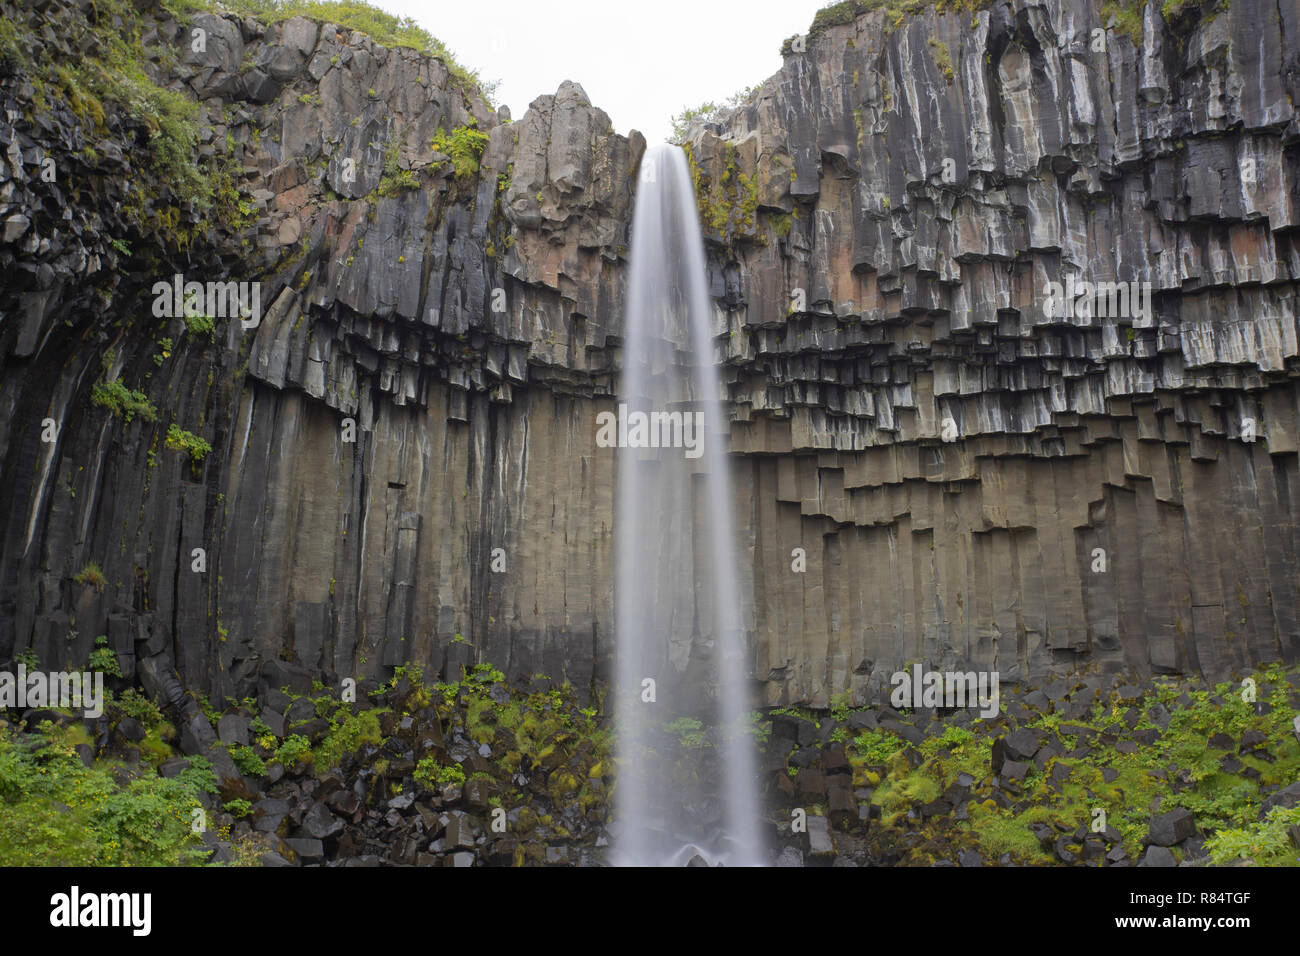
[687,0,1300,704]
[1,0,1298,713]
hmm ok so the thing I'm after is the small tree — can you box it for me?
[669,86,759,143]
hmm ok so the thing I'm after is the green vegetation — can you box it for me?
[111,689,165,726]
[928,37,955,83]
[377,138,421,197]
[273,734,314,768]
[3,0,209,207]
[1161,0,1205,19]
[666,716,707,749]
[165,423,212,462]
[4,0,491,255]
[414,756,465,789]
[684,141,760,247]
[91,378,157,423]
[430,123,490,182]
[87,635,122,678]
[1102,0,1146,44]
[669,85,759,143]
[918,724,975,757]
[784,0,996,52]
[0,720,212,865]
[73,560,108,594]
[853,728,906,765]
[153,337,173,366]
[1207,805,1300,866]
[223,797,254,818]
[312,706,385,770]
[842,663,1300,865]
[183,313,217,339]
[229,745,266,777]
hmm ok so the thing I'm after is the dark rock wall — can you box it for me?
[2,0,1298,707]
[0,1,633,702]
[689,0,1300,703]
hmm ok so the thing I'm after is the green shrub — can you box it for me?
[430,124,489,181]
[91,378,157,423]
[466,662,505,687]
[0,721,210,865]
[165,423,212,462]
[228,745,266,777]
[274,734,313,768]
[853,729,904,765]
[669,86,758,143]
[87,635,122,678]
[312,708,384,770]
[183,313,216,339]
[111,688,165,726]
[1206,805,1300,866]
[223,797,253,818]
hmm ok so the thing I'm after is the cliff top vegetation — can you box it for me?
[163,0,497,104]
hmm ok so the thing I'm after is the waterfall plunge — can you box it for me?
[612,144,763,867]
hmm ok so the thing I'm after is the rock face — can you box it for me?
[683,0,1300,703]
[0,0,637,701]
[1,0,1298,708]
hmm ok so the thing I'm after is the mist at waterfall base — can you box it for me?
[612,144,764,867]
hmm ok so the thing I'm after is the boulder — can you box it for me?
[1148,808,1195,847]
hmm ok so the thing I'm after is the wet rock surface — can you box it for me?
[0,0,1298,718]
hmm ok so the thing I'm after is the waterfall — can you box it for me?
[612,144,763,867]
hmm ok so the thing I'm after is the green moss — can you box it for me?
[1102,0,1146,45]
[466,695,497,744]
[927,37,955,84]
[684,141,760,247]
[139,726,174,767]
[961,801,1058,863]
[769,211,794,238]
[871,767,940,818]
[16,1,213,205]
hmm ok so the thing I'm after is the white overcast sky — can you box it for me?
[377,0,831,143]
